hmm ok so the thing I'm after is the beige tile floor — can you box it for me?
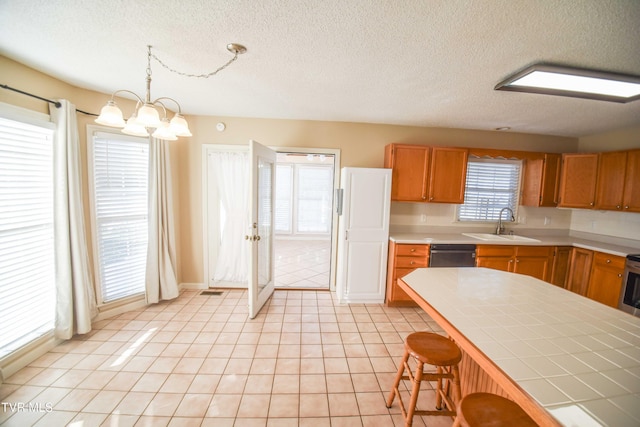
[274,239,331,289]
[0,289,454,427]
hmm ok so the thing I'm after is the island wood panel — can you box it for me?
[397,277,562,427]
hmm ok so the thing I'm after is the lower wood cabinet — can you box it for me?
[475,245,553,282]
[587,252,626,308]
[566,248,594,296]
[386,242,428,306]
[550,246,572,288]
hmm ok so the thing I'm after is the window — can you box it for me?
[274,160,334,236]
[89,131,149,304]
[457,158,522,222]
[0,115,56,358]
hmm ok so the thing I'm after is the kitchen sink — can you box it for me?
[461,233,540,242]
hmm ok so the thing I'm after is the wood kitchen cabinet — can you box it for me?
[386,241,428,306]
[384,144,430,202]
[550,246,572,288]
[557,153,598,208]
[587,252,626,308]
[566,247,594,296]
[623,149,640,212]
[384,144,468,203]
[595,150,628,210]
[476,245,553,282]
[521,153,561,207]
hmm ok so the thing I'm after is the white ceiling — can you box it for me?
[1,0,639,138]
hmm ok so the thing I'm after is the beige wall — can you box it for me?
[13,55,640,287]
[579,125,640,152]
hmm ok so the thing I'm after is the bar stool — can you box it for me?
[386,331,462,427]
[452,392,537,427]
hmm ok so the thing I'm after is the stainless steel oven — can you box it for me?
[619,254,640,317]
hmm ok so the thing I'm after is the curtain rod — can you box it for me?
[1,83,97,116]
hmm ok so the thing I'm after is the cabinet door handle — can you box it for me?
[410,248,416,252]
[606,259,611,264]
[429,196,434,201]
[618,273,623,278]
[590,202,594,206]
[616,205,621,209]
[410,261,415,265]
[509,259,514,263]
[625,205,630,209]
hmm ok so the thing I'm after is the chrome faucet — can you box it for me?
[496,207,515,235]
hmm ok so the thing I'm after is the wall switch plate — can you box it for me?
[544,217,551,225]
[420,214,427,223]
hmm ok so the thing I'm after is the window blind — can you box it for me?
[0,116,55,358]
[91,133,149,303]
[458,159,522,221]
[275,164,293,233]
[297,166,333,233]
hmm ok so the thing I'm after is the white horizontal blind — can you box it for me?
[297,165,333,233]
[458,158,522,221]
[0,116,55,358]
[91,132,149,303]
[275,164,293,233]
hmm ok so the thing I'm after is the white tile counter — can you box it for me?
[400,268,640,426]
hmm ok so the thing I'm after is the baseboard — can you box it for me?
[180,282,206,290]
[94,297,148,322]
[0,333,62,383]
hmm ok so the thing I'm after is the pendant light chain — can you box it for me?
[149,47,240,79]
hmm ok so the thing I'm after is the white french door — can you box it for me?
[248,140,276,318]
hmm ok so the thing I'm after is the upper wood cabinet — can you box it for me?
[623,149,640,212]
[384,144,429,202]
[557,153,598,208]
[427,147,469,203]
[521,153,561,207]
[595,151,628,210]
[384,144,468,203]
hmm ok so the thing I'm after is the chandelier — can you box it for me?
[95,43,247,140]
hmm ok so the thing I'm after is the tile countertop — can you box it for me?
[402,267,640,427]
[389,233,640,257]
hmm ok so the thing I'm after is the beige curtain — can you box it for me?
[145,137,179,303]
[50,100,98,339]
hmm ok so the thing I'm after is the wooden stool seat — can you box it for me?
[453,393,537,427]
[406,331,462,366]
[387,332,462,427]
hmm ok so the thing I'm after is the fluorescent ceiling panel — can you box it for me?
[495,64,640,103]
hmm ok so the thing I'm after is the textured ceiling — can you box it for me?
[1,0,639,138]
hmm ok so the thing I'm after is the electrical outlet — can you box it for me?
[420,214,427,223]
[544,217,551,226]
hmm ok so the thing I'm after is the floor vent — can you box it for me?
[200,290,223,296]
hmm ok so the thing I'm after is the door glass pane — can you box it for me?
[257,157,273,289]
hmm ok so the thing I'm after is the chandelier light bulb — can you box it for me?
[136,103,161,128]
[169,113,192,137]
[121,113,150,137]
[95,100,126,128]
[152,118,178,141]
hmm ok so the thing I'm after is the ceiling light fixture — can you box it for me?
[495,63,640,103]
[96,43,247,139]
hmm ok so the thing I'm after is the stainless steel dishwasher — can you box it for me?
[429,244,477,267]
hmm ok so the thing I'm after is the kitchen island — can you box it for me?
[399,268,640,426]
